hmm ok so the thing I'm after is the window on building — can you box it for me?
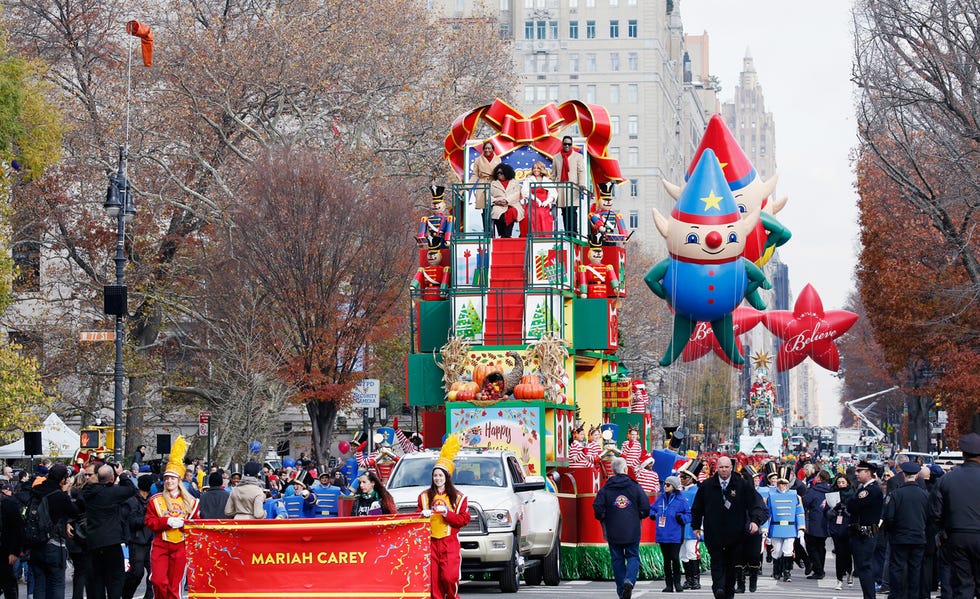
[569,20,579,39]
[569,84,580,100]
[628,0,636,4]
[549,21,558,39]
[524,21,534,40]
[627,52,638,71]
[627,115,638,137]
[499,23,511,40]
[610,52,620,71]
[548,85,559,101]
[586,85,597,103]
[609,84,620,103]
[548,55,559,73]
[536,20,546,39]
[535,54,546,73]
[524,86,535,102]
[610,115,620,135]
[610,146,620,161]
[500,0,511,8]
[570,0,578,6]
[524,55,535,72]
[569,53,579,72]
[630,179,639,197]
[586,0,595,6]
[627,84,638,103]
[586,53,596,72]
[629,210,639,229]
[610,0,619,5]
[536,85,547,101]
[12,237,40,293]
[628,146,639,166]
[610,20,619,38]
[586,20,596,39]
[628,19,638,37]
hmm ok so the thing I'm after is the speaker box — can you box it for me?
[23,431,42,456]
[276,440,290,457]
[156,434,171,455]
[103,285,128,316]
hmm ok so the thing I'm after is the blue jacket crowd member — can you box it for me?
[929,432,980,599]
[593,457,650,599]
[801,469,833,580]
[882,460,928,599]
[848,460,884,599]
[691,456,767,599]
[765,465,806,582]
[652,475,691,593]
[677,461,703,590]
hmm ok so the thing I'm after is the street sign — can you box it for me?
[352,379,381,409]
[199,411,211,435]
[199,423,208,436]
[937,410,948,424]
[80,331,115,342]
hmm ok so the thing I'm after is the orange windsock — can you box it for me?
[126,20,154,67]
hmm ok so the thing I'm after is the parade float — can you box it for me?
[406,99,691,581]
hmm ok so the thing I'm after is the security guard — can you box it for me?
[881,460,928,599]
[847,460,884,599]
[929,432,980,599]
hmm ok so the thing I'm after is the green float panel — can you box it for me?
[418,300,451,353]
[407,353,446,407]
[571,298,612,351]
[607,412,644,445]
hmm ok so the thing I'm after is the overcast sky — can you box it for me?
[681,1,860,426]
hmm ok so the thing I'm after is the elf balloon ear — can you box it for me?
[662,179,682,201]
[652,208,670,239]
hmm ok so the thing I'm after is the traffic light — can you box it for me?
[698,423,705,433]
[737,409,745,419]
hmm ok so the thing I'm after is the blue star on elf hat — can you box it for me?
[672,148,740,225]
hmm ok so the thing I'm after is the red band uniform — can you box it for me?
[419,436,471,599]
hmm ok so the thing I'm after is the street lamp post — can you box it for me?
[103,146,135,464]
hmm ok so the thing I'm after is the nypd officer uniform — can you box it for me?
[881,460,928,599]
[848,460,884,599]
[929,432,980,599]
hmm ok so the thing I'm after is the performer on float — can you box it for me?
[586,424,603,463]
[418,435,471,599]
[373,427,400,485]
[678,459,704,590]
[598,425,622,478]
[621,424,660,495]
[144,436,199,599]
[392,417,421,455]
[411,243,451,301]
[568,422,591,468]
[766,465,806,583]
[588,182,628,246]
[576,235,620,298]
[417,185,454,249]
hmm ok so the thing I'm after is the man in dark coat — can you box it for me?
[121,475,155,599]
[80,464,136,599]
[198,472,230,519]
[27,463,78,599]
[882,460,928,599]
[0,480,23,599]
[593,457,650,599]
[848,460,885,599]
[691,456,767,599]
[929,433,980,599]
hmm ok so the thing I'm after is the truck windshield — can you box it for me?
[387,456,506,489]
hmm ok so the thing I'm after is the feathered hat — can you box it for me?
[430,185,446,204]
[164,436,188,479]
[434,433,463,476]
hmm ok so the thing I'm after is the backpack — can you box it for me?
[22,491,58,547]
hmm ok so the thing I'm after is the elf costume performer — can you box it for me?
[418,435,471,599]
[144,436,199,599]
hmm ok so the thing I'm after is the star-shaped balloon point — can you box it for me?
[681,306,765,366]
[762,284,858,372]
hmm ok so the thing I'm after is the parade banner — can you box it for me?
[185,516,430,599]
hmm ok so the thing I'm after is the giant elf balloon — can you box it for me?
[645,149,771,366]
[681,305,765,366]
[664,114,791,270]
[762,283,858,372]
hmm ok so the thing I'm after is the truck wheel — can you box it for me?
[542,526,561,586]
[499,534,521,593]
[523,562,542,586]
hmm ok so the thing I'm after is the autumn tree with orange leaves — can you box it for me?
[851,0,980,448]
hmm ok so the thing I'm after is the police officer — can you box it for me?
[929,432,980,599]
[881,460,928,599]
[848,460,884,599]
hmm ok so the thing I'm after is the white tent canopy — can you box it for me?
[0,413,79,458]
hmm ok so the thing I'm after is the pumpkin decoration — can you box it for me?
[456,390,476,401]
[513,382,545,400]
[472,362,501,387]
[449,381,479,393]
[520,374,541,386]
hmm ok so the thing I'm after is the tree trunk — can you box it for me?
[907,395,932,452]
[307,401,337,468]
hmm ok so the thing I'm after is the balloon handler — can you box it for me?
[644,149,770,366]
[418,435,471,599]
[144,436,200,599]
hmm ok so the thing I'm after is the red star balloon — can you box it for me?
[682,306,765,366]
[763,284,858,372]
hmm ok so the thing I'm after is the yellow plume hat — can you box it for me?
[433,434,462,476]
[164,435,188,479]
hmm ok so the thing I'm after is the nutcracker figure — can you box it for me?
[417,185,454,249]
[577,235,620,298]
[411,243,451,300]
[588,182,628,246]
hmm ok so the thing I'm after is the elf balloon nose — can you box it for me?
[705,230,723,249]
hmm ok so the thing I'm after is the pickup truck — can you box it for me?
[386,448,561,592]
